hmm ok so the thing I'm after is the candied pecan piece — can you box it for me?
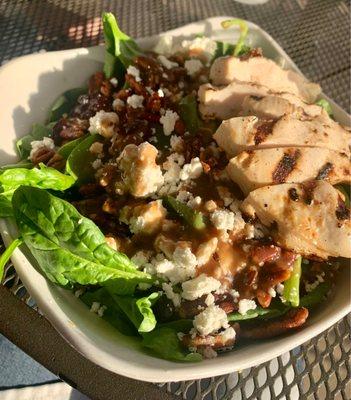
[182,326,238,350]
[238,307,309,339]
[46,152,65,171]
[71,93,112,119]
[89,71,112,96]
[52,117,88,145]
[30,147,56,165]
[125,74,147,96]
[78,183,104,197]
[251,245,281,265]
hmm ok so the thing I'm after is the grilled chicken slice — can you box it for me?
[213,113,350,158]
[227,147,351,195]
[241,181,351,259]
[198,82,322,120]
[210,56,321,103]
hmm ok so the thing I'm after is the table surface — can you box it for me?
[0,1,350,399]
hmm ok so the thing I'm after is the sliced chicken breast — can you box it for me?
[227,147,351,195]
[213,113,350,158]
[241,181,351,259]
[210,56,321,103]
[198,82,322,120]
[241,95,323,120]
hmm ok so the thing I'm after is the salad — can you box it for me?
[0,12,350,362]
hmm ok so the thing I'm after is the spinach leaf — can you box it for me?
[0,237,23,281]
[163,196,206,230]
[178,94,202,134]
[111,291,161,333]
[0,160,33,171]
[49,87,86,123]
[102,12,142,79]
[0,163,76,216]
[214,41,236,59]
[16,123,55,159]
[300,282,331,308]
[316,99,333,117]
[12,186,153,291]
[57,135,87,159]
[66,134,103,184]
[80,287,137,336]
[142,326,202,362]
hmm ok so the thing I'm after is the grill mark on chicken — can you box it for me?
[302,181,317,204]
[316,162,334,180]
[335,198,350,221]
[254,120,276,145]
[288,188,299,201]
[272,149,301,183]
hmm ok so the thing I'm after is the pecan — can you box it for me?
[182,326,238,350]
[250,245,281,265]
[31,147,56,165]
[52,117,88,145]
[78,183,104,197]
[125,74,147,96]
[238,307,309,339]
[89,71,112,96]
[46,152,65,171]
[72,93,112,120]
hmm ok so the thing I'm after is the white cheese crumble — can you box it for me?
[158,153,185,196]
[89,142,103,155]
[131,251,151,267]
[97,305,107,317]
[127,65,141,82]
[112,98,125,110]
[157,88,165,97]
[154,35,173,55]
[238,299,257,315]
[74,288,85,298]
[180,157,203,181]
[157,55,179,69]
[205,293,215,306]
[181,274,221,301]
[29,137,55,160]
[196,238,218,266]
[162,282,181,307]
[180,37,217,62]
[268,287,277,297]
[193,305,229,336]
[276,283,285,295]
[305,273,325,293]
[210,209,236,231]
[89,110,118,138]
[110,77,118,86]
[184,59,203,76]
[127,94,144,109]
[92,158,102,170]
[90,302,100,313]
[170,135,184,152]
[219,326,236,342]
[160,109,179,136]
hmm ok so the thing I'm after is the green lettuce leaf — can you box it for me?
[163,196,206,230]
[283,256,302,307]
[178,94,202,134]
[57,135,87,159]
[102,12,142,79]
[11,186,153,291]
[0,237,23,281]
[316,99,333,117]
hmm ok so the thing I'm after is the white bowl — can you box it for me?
[0,16,350,383]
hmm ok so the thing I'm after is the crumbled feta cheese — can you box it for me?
[170,135,184,152]
[153,245,198,284]
[90,302,100,313]
[118,142,164,197]
[89,141,104,155]
[188,196,202,208]
[112,98,125,110]
[211,209,236,231]
[158,153,185,195]
[154,35,173,55]
[97,305,107,317]
[74,288,85,298]
[128,200,167,234]
[193,305,229,336]
[110,77,118,86]
[196,238,218,266]
[127,94,144,109]
[268,287,276,297]
[177,332,185,340]
[160,109,179,136]
[162,282,181,307]
[157,55,179,69]
[204,200,217,212]
[89,110,118,138]
[29,137,55,160]
[131,251,151,267]
[276,283,285,295]
[219,326,236,342]
[305,274,325,293]
[127,65,141,82]
[181,274,221,300]
[202,347,218,359]
[180,37,217,62]
[230,289,240,299]
[92,158,102,170]
[180,157,203,181]
[162,87,172,97]
[157,88,165,97]
[238,299,257,315]
[184,59,203,76]
[205,293,215,306]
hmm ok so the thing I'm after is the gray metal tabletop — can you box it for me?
[0,1,350,399]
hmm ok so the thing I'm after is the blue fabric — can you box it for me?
[0,334,58,389]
